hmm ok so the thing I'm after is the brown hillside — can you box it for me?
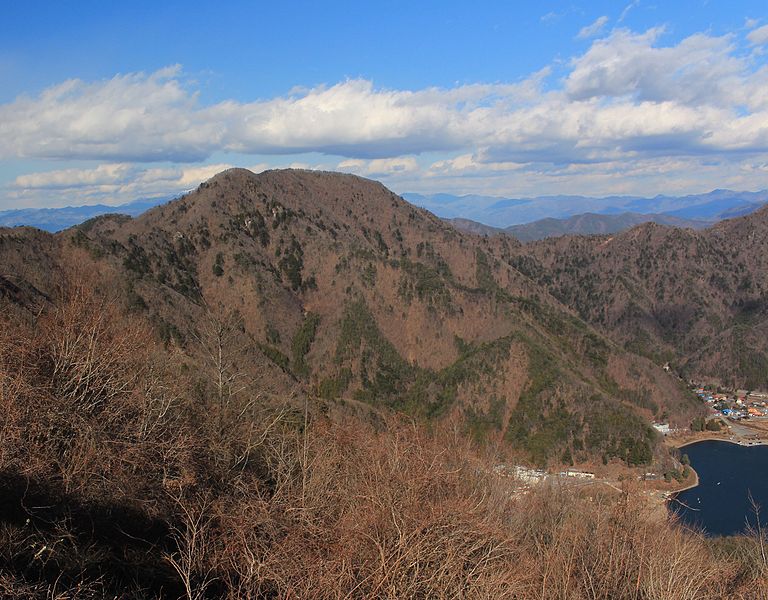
[5,169,768,598]
[0,168,700,467]
[520,205,768,389]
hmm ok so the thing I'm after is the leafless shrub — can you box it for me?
[40,282,150,415]
[4,281,768,598]
[165,489,218,600]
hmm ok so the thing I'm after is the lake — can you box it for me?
[670,440,768,536]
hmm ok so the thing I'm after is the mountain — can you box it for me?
[0,196,170,232]
[512,208,768,389]
[4,187,765,236]
[403,192,531,222]
[0,168,701,469]
[450,212,710,241]
[444,217,505,237]
[5,168,768,596]
[406,189,768,228]
[507,212,711,241]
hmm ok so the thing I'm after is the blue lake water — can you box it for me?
[670,440,768,536]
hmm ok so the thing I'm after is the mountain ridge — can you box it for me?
[1,167,703,468]
[0,196,171,232]
[407,188,768,228]
[515,203,768,390]
[449,211,713,241]
[4,183,767,235]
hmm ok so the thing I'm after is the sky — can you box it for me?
[2,0,768,209]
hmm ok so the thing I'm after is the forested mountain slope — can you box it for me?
[0,168,700,466]
[518,207,768,389]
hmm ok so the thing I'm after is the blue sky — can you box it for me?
[2,1,768,209]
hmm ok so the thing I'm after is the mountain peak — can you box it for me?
[206,166,260,183]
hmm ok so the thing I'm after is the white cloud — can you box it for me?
[10,162,236,192]
[577,16,609,40]
[748,24,768,46]
[0,73,547,163]
[618,0,640,24]
[2,28,766,171]
[427,154,524,177]
[408,153,768,199]
[7,162,237,207]
[0,66,222,163]
[3,22,768,207]
[13,163,134,190]
[565,28,754,108]
[337,157,419,177]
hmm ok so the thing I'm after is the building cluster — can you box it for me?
[493,464,595,487]
[694,388,768,420]
[494,464,547,485]
[557,469,595,480]
[651,422,688,435]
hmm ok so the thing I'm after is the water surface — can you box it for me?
[671,440,768,536]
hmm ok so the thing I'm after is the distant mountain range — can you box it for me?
[448,212,713,241]
[3,188,766,240]
[0,196,170,232]
[405,189,768,234]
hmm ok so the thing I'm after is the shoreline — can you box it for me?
[676,436,768,449]
[669,436,768,501]
[669,466,699,495]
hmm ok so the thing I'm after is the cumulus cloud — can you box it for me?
[565,28,754,108]
[577,16,609,40]
[748,24,768,46]
[0,66,221,163]
[337,156,419,177]
[0,73,543,163]
[2,25,766,172]
[7,162,237,207]
[3,23,768,207]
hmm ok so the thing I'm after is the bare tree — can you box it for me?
[189,308,250,423]
[747,491,768,571]
[165,489,218,600]
[42,281,150,415]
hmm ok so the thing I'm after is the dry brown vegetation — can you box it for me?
[522,208,768,390]
[1,283,768,598]
[1,168,706,469]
